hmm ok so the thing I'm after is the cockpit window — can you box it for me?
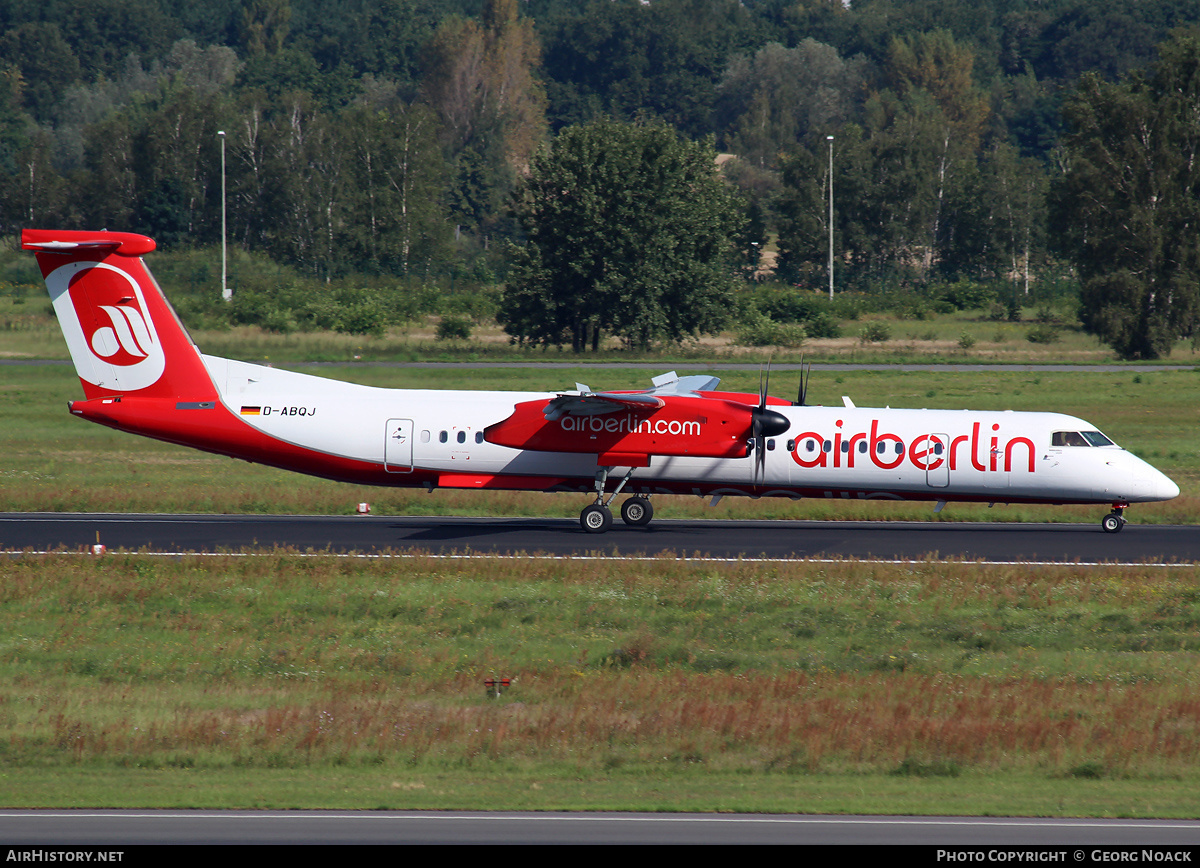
[1052,430,1115,447]
[1052,431,1088,447]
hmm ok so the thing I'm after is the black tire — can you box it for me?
[1102,513,1125,534]
[580,503,613,534]
[620,497,654,526]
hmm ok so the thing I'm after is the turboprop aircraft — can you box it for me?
[23,228,1179,534]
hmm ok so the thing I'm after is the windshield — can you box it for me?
[1052,430,1116,447]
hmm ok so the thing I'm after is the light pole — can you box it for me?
[827,134,834,301]
[218,130,229,302]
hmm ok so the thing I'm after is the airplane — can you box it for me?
[23,228,1180,535]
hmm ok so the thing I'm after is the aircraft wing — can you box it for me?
[543,371,721,420]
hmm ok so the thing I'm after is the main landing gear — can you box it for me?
[1102,503,1128,534]
[579,496,653,533]
[579,466,654,533]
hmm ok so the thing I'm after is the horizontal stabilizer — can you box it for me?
[22,230,156,256]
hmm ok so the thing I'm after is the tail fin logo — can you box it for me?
[92,303,153,362]
[47,261,166,392]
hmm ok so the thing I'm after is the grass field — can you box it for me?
[2,553,1200,815]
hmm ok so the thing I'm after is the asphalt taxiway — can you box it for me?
[1,512,1197,562]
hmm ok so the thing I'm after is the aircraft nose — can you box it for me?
[1132,454,1180,502]
[1158,471,1181,501]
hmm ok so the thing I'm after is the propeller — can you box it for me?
[751,362,791,484]
[793,355,812,406]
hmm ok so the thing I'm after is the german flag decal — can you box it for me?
[240,406,261,415]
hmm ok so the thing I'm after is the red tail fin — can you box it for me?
[23,229,217,401]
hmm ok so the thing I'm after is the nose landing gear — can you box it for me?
[1101,503,1128,534]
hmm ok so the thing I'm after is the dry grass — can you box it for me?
[4,553,1200,789]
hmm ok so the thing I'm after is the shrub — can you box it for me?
[804,310,842,339]
[749,288,823,324]
[736,314,806,348]
[336,301,388,337]
[259,308,297,334]
[957,332,976,350]
[436,315,473,341]
[859,322,891,344]
[931,279,999,311]
[1026,324,1060,344]
[988,297,1023,323]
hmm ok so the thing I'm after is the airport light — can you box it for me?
[827,134,834,301]
[218,130,229,302]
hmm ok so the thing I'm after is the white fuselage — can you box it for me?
[203,356,1178,506]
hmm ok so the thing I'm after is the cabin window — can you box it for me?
[786,439,795,451]
[858,441,867,453]
[420,430,430,443]
[767,439,776,451]
[457,430,466,444]
[439,430,448,443]
[475,431,484,444]
[933,442,944,455]
[822,440,832,453]
[806,439,816,452]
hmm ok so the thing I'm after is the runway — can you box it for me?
[2,512,1197,563]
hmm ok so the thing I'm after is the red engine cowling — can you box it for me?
[484,395,758,460]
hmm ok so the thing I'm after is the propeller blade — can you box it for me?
[750,359,788,486]
[795,359,811,407]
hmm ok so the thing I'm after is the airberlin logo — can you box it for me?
[91,303,154,364]
[790,419,1036,474]
[559,413,702,437]
[46,260,166,391]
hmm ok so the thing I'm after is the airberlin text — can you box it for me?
[559,414,700,437]
[791,419,1036,474]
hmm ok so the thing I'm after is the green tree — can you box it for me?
[341,101,450,274]
[1051,31,1200,359]
[715,39,864,169]
[500,118,743,351]
[539,0,761,138]
[0,22,81,122]
[777,30,998,288]
[421,0,547,246]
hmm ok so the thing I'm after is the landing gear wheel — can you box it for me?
[620,497,654,527]
[1102,512,1126,534]
[580,503,613,534]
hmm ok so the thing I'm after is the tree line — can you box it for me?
[0,0,1199,356]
